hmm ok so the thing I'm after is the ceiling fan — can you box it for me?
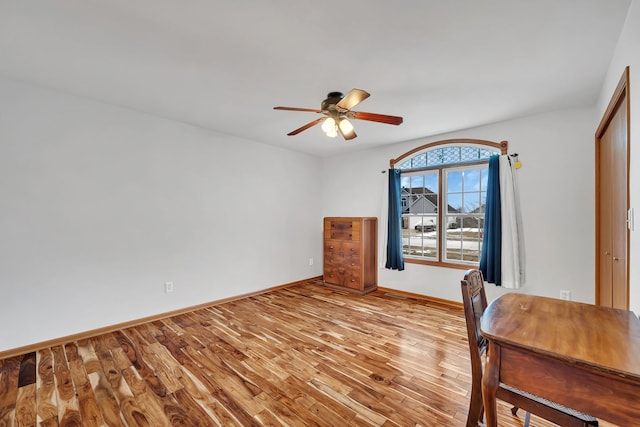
[273,88,403,140]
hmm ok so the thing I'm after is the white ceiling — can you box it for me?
[0,0,631,157]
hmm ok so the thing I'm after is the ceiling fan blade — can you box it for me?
[336,89,370,110]
[351,111,404,125]
[287,118,324,136]
[274,106,324,113]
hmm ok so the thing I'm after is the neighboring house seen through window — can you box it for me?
[391,139,507,268]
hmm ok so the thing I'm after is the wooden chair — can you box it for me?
[461,269,598,427]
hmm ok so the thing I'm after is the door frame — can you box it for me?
[594,66,630,307]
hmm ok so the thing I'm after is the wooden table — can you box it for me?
[480,293,640,427]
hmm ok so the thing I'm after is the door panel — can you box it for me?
[611,97,628,309]
[597,124,613,307]
[595,68,629,310]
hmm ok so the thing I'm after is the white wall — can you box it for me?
[596,0,640,315]
[0,77,324,352]
[322,108,597,304]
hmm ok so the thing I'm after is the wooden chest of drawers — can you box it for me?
[323,217,377,295]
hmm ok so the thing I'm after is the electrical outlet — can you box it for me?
[309,258,314,266]
[164,281,174,293]
[560,290,571,301]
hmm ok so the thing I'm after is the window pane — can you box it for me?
[411,153,427,168]
[481,167,489,191]
[402,171,438,215]
[460,147,479,162]
[444,219,463,261]
[447,193,462,213]
[464,217,484,262]
[447,171,463,193]
[447,216,461,230]
[464,192,481,213]
[410,175,424,188]
[479,149,494,159]
[427,149,443,167]
[424,174,438,194]
[402,171,439,260]
[403,214,438,260]
[463,169,480,191]
[445,215,484,264]
[442,146,461,164]
[398,159,411,169]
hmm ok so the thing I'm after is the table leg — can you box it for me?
[482,342,500,427]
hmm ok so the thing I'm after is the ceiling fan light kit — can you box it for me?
[274,88,403,141]
[320,116,354,139]
[321,117,337,137]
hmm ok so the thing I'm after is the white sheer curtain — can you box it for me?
[499,155,525,288]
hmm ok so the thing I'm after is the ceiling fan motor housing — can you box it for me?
[321,92,344,110]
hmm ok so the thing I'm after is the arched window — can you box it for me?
[391,139,507,268]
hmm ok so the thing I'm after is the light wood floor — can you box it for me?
[0,280,613,426]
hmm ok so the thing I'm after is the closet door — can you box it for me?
[597,125,614,307]
[595,68,629,309]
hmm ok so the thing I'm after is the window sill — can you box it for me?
[403,257,477,270]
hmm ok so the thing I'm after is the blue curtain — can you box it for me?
[386,169,404,270]
[480,155,501,285]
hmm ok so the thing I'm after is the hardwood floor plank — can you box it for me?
[65,343,105,427]
[0,280,614,427]
[153,327,253,426]
[17,353,36,388]
[14,382,36,427]
[36,349,58,425]
[77,339,127,426]
[0,357,21,424]
[167,388,212,426]
[181,346,261,426]
[50,345,81,427]
[113,330,167,398]
[133,390,173,427]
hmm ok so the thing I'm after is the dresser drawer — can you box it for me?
[323,267,361,289]
[324,241,360,256]
[342,271,362,290]
[341,241,360,259]
[323,267,341,285]
[324,240,341,255]
[325,218,361,241]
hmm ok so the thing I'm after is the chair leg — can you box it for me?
[466,385,484,427]
[466,402,484,427]
[523,411,531,427]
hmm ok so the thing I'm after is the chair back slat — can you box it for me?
[461,269,488,357]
